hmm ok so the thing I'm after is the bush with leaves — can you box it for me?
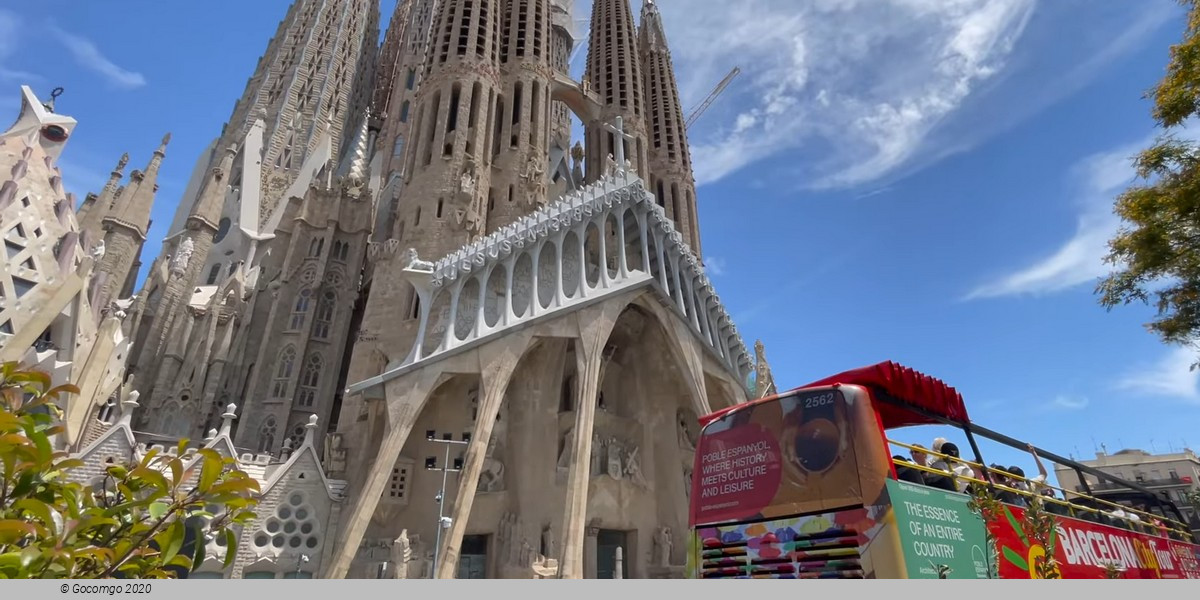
[0,362,261,578]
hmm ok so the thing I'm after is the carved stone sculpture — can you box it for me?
[623,446,648,488]
[590,433,604,476]
[171,237,194,274]
[605,153,618,177]
[606,438,624,479]
[653,526,672,567]
[403,248,435,272]
[460,169,476,197]
[478,436,505,493]
[391,529,412,579]
[90,239,106,260]
[521,157,546,207]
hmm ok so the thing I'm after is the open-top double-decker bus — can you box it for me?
[687,361,1200,579]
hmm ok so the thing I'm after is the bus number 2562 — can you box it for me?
[804,392,836,408]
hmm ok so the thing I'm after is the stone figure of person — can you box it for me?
[460,170,476,196]
[654,527,673,567]
[171,237,194,273]
[623,446,648,487]
[391,530,412,579]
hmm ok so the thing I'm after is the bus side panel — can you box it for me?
[692,504,901,579]
[987,505,1200,579]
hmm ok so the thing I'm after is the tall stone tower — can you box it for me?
[126,0,382,441]
[160,0,381,285]
[487,0,554,229]
[373,0,440,239]
[639,0,700,254]
[90,135,169,314]
[583,0,649,182]
[134,145,237,421]
[396,0,504,257]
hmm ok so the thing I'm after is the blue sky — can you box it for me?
[3,1,1199,486]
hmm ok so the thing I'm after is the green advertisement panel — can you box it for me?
[887,479,992,579]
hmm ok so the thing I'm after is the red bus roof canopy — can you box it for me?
[700,361,970,430]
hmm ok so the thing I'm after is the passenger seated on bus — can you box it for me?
[988,463,1026,506]
[892,456,926,485]
[929,443,970,492]
[1040,488,1070,516]
[1010,444,1050,495]
[910,443,931,467]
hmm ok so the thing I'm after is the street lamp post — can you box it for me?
[425,430,470,578]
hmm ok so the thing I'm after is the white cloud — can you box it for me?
[1050,394,1089,411]
[704,256,727,276]
[642,0,1037,187]
[0,10,40,83]
[49,22,146,90]
[966,126,1199,300]
[1117,346,1200,403]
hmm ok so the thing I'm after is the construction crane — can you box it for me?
[685,67,741,130]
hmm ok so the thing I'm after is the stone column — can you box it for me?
[557,303,622,578]
[324,370,440,579]
[584,526,599,579]
[433,337,529,579]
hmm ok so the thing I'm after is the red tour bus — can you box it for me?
[687,361,1200,579]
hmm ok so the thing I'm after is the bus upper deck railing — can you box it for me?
[887,439,1195,542]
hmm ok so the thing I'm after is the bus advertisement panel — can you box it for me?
[690,387,890,527]
[886,479,991,579]
[986,504,1200,579]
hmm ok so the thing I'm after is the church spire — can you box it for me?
[189,144,237,230]
[78,152,129,240]
[639,0,702,254]
[338,108,371,182]
[92,134,169,314]
[584,0,650,181]
[106,133,169,239]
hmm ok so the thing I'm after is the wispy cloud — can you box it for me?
[1050,394,1090,411]
[0,10,40,83]
[646,0,1036,188]
[49,22,145,90]
[965,126,1199,300]
[1117,346,1200,403]
[704,256,727,277]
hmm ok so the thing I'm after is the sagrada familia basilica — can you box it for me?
[0,0,776,579]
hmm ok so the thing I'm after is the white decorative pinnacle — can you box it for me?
[218,403,238,437]
[302,414,319,448]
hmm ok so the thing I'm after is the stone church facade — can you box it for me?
[2,0,778,579]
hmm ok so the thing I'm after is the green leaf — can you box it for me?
[159,521,185,565]
[198,451,221,493]
[13,499,58,536]
[222,529,237,568]
[148,502,170,521]
[168,458,183,486]
[0,521,36,544]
